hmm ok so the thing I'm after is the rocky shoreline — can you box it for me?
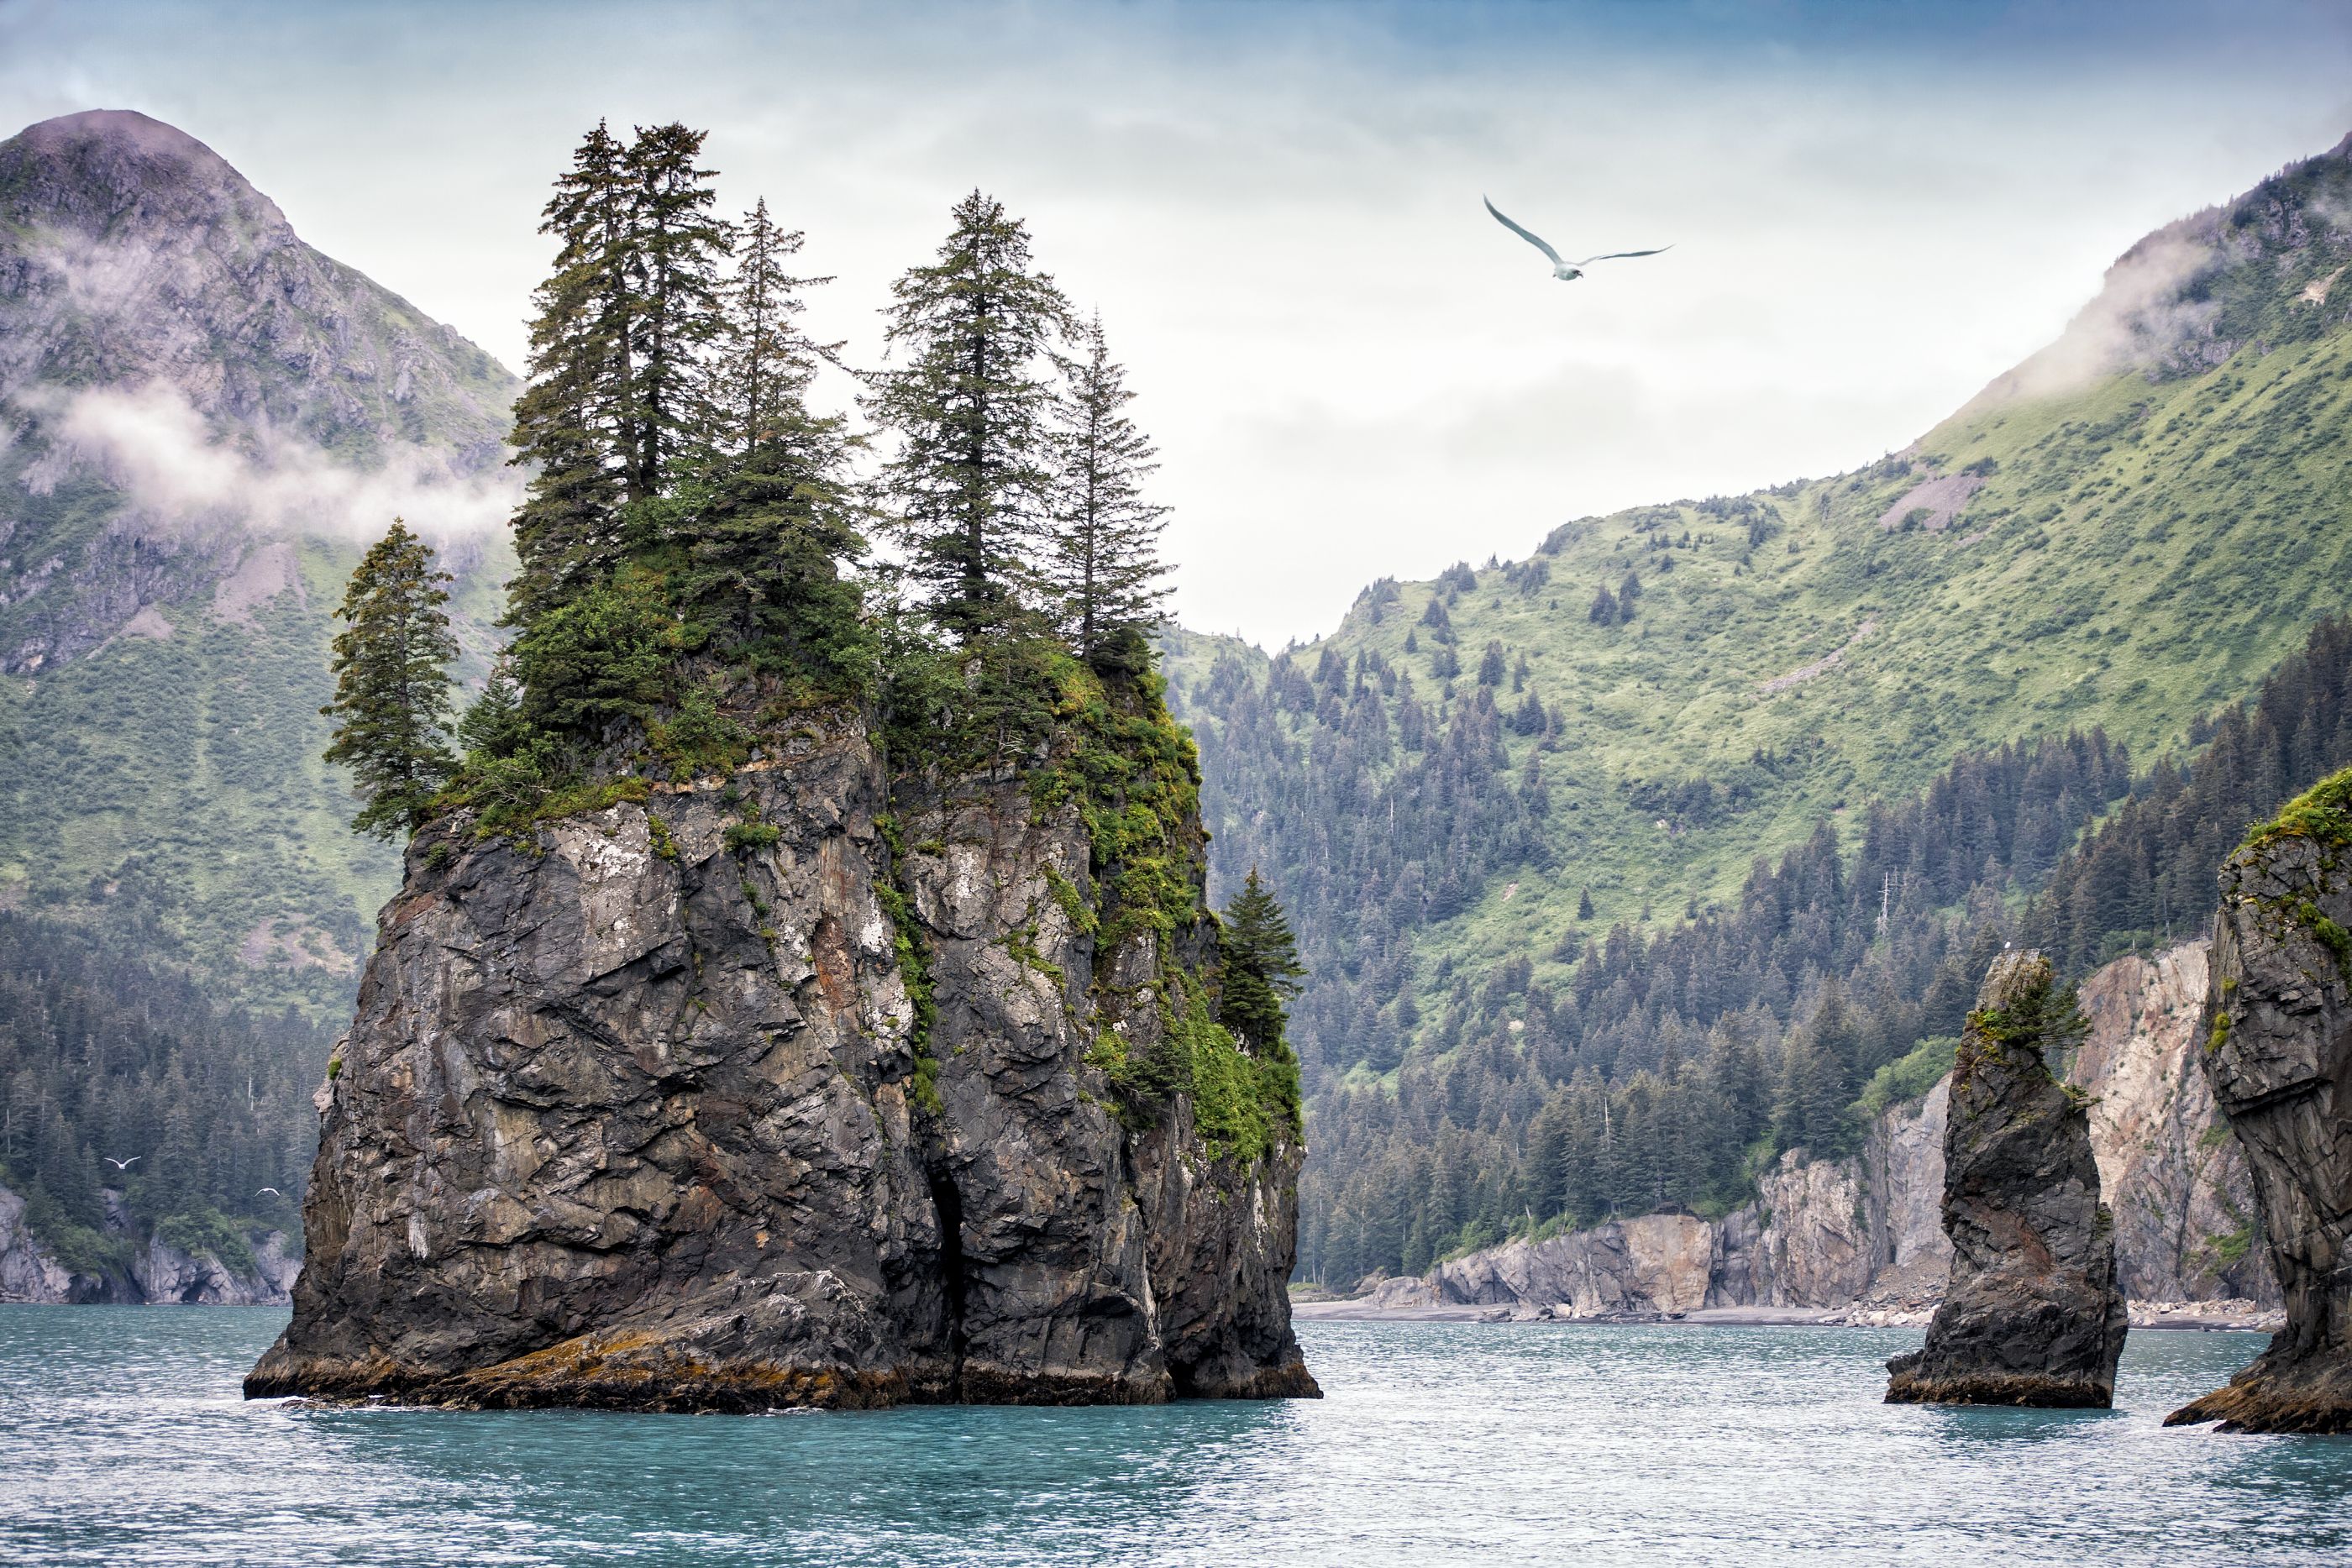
[1307,941,2279,1340]
[1292,1293,2281,1334]
[0,1183,298,1306]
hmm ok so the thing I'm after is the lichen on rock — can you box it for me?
[1884,949,2127,1408]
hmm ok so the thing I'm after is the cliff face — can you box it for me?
[2071,944,2274,1303]
[0,1182,298,1304]
[2169,784,2352,1433]
[1399,941,2269,1324]
[247,716,1314,1410]
[1885,951,2127,1408]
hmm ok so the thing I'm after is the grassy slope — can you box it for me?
[1167,276,2352,1026]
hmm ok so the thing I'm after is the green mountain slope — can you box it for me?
[0,111,519,1016]
[1168,135,2352,1004]
[1163,134,2352,1282]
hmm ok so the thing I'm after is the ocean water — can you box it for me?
[1,1309,2345,1565]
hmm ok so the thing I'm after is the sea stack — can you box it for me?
[2168,769,2352,1434]
[1885,950,2127,1407]
[245,709,1318,1411]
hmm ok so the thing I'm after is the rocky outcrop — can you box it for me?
[2071,944,2275,1303]
[2169,782,2352,1433]
[0,1185,79,1303]
[1885,951,2127,1407]
[248,718,1315,1410]
[1434,1214,1715,1318]
[0,1180,298,1303]
[1398,940,2269,1328]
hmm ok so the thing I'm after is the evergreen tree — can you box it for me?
[621,123,732,499]
[454,653,526,760]
[322,521,458,839]
[1219,868,1307,1055]
[867,190,1070,639]
[507,120,633,622]
[1044,311,1171,670]
[504,120,731,625]
[669,195,865,684]
[707,198,829,459]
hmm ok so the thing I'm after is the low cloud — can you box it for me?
[24,380,520,546]
[1979,228,2222,402]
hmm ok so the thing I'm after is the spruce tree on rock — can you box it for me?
[1219,868,1306,1057]
[868,190,1069,640]
[1045,311,1170,670]
[505,120,730,626]
[707,198,830,459]
[507,120,633,623]
[322,521,458,839]
[622,123,731,499]
[672,195,864,682]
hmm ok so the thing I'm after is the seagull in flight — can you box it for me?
[1484,197,1671,281]
[256,1188,282,1198]
[105,1156,140,1171]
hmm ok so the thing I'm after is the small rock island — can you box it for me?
[1885,950,2127,1407]
[2168,768,2352,1434]
[245,138,1317,1411]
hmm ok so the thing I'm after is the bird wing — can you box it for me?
[1571,245,1673,265]
[1484,197,1563,267]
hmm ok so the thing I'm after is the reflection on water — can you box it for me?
[0,1307,2343,1566]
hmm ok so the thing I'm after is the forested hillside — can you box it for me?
[0,111,518,1018]
[0,912,325,1278]
[1165,137,2352,1286]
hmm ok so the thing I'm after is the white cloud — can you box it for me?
[28,380,520,546]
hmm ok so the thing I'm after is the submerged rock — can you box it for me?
[2168,774,2352,1434]
[246,715,1315,1411]
[1885,951,2126,1407]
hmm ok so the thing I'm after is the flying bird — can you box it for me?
[105,1156,140,1171]
[1484,197,1671,281]
[256,1188,282,1198]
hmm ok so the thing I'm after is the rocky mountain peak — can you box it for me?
[0,109,290,246]
[0,108,522,674]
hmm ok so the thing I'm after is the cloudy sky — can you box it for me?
[3,0,2349,645]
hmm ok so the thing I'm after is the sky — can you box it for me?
[3,0,2350,647]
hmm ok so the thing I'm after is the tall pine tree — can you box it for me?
[1219,867,1307,1056]
[322,520,458,839]
[670,195,864,684]
[1044,311,1170,670]
[507,120,633,623]
[504,120,731,625]
[867,190,1069,640]
[621,123,731,501]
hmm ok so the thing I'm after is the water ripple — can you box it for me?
[1,1308,2344,1565]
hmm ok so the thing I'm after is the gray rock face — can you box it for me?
[247,720,1314,1409]
[1886,951,2127,1408]
[1434,1214,1716,1318]
[2168,811,2352,1433]
[0,1180,297,1304]
[2071,944,2275,1303]
[1391,941,2266,1327]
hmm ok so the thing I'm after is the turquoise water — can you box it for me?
[0,1309,2345,1565]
